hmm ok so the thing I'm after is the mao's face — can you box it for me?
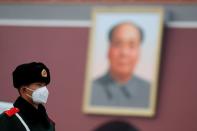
[108,24,141,77]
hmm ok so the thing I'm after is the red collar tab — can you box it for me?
[4,107,20,117]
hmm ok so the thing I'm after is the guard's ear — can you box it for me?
[18,86,27,95]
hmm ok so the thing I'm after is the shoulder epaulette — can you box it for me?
[4,107,20,117]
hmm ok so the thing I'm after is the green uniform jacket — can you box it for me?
[0,97,55,131]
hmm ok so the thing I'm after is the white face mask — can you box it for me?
[26,86,49,104]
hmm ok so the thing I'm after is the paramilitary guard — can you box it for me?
[0,62,55,131]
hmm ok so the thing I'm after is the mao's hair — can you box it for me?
[108,22,144,43]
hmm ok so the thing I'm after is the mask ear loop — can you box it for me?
[24,87,34,98]
[25,87,34,92]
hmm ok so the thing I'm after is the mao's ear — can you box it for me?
[107,45,112,60]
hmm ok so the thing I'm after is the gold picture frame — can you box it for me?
[83,7,164,117]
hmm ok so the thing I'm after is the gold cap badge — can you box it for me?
[41,69,47,77]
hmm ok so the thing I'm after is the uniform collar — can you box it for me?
[105,72,130,87]
[13,96,50,128]
[102,72,134,99]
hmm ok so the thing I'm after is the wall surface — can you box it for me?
[0,0,196,4]
[0,4,197,21]
[0,4,197,131]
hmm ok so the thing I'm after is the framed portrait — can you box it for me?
[83,7,164,117]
